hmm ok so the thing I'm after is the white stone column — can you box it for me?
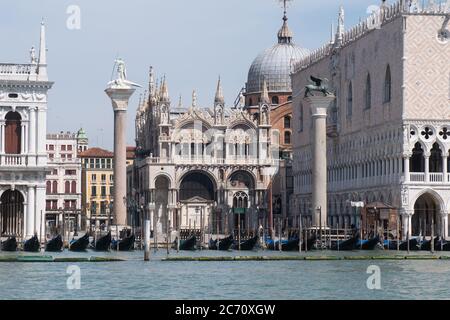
[29,107,36,155]
[27,186,35,238]
[0,122,4,154]
[303,93,335,227]
[441,212,449,239]
[424,153,430,183]
[36,186,46,242]
[20,124,25,154]
[404,155,410,183]
[443,155,448,183]
[105,83,137,227]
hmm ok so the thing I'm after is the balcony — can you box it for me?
[408,172,447,184]
[0,154,28,167]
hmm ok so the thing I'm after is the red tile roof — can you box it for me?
[79,147,113,158]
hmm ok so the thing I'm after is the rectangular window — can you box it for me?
[101,186,106,197]
[95,159,100,169]
[49,145,55,151]
[67,145,73,151]
[91,174,97,182]
[65,170,76,175]
[89,159,95,168]
[91,186,97,196]
[101,174,106,182]
[61,145,66,151]
[110,186,114,195]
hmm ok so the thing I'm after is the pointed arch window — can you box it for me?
[384,65,392,103]
[347,82,353,118]
[365,74,372,109]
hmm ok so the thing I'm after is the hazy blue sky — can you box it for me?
[1,0,378,149]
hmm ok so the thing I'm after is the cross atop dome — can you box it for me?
[277,0,294,44]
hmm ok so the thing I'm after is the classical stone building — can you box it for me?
[292,1,450,239]
[133,68,279,242]
[0,22,53,241]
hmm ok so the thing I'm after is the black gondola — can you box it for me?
[331,235,359,251]
[173,235,197,251]
[45,235,63,252]
[23,235,40,252]
[356,236,380,250]
[399,238,420,251]
[420,237,439,251]
[209,235,234,250]
[435,240,450,251]
[92,232,112,251]
[232,236,258,251]
[1,237,17,252]
[69,233,90,252]
[112,234,135,251]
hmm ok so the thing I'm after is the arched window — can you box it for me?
[271,96,279,105]
[52,181,58,194]
[284,131,291,144]
[46,181,52,194]
[5,112,22,154]
[411,142,425,172]
[430,143,442,173]
[65,181,70,194]
[284,116,291,129]
[287,96,292,102]
[71,181,77,194]
[384,65,392,103]
[347,82,353,118]
[365,74,371,109]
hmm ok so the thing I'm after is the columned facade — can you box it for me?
[0,22,53,241]
[131,72,278,243]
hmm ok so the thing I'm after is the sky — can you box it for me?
[0,0,379,150]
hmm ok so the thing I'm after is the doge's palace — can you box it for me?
[292,0,450,239]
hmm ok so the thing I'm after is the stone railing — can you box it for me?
[0,63,36,76]
[0,154,28,167]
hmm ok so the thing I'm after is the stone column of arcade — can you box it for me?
[302,80,335,231]
[105,58,140,236]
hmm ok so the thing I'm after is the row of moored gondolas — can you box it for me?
[0,232,136,252]
[3,232,449,252]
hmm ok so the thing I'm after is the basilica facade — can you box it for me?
[0,22,53,241]
[130,10,308,241]
[292,1,450,239]
[132,73,278,241]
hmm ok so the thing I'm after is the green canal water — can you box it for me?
[0,250,450,300]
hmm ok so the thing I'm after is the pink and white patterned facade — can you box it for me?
[292,1,450,239]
